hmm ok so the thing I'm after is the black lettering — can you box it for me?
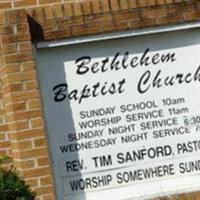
[137,70,151,93]
[76,56,91,75]
[53,83,68,102]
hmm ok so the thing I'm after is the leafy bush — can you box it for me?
[0,156,36,200]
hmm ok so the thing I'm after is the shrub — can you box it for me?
[0,156,36,200]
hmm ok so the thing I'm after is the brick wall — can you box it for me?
[0,0,200,200]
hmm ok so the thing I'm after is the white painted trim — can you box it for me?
[36,21,200,48]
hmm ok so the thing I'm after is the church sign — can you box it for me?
[36,28,200,200]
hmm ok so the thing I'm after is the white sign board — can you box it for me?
[36,29,200,200]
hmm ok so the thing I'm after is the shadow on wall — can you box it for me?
[28,15,44,42]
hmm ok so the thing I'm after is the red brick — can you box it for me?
[131,18,156,29]
[157,0,165,5]
[32,7,45,22]
[9,129,45,140]
[0,2,12,10]
[37,157,50,166]
[18,42,32,52]
[4,71,36,84]
[146,0,156,6]
[3,83,23,94]
[7,110,42,123]
[25,80,38,91]
[26,179,39,187]
[1,44,17,54]
[91,0,101,14]
[53,4,64,18]
[127,0,137,9]
[5,10,27,24]
[16,23,29,33]
[34,137,46,147]
[44,29,72,40]
[27,99,42,110]
[1,25,13,35]
[85,14,112,24]
[63,3,73,17]
[137,0,146,7]
[21,61,35,72]
[43,194,55,200]
[0,12,5,25]
[100,0,110,12]
[8,120,29,131]
[1,64,20,74]
[141,7,167,19]
[11,141,33,151]
[73,2,82,16]
[40,176,53,185]
[0,133,6,141]
[14,0,37,8]
[34,186,54,196]
[43,6,54,19]
[113,11,140,22]
[119,0,129,10]
[184,11,200,21]
[5,102,26,113]
[165,0,173,4]
[39,0,61,4]
[110,0,120,11]
[4,52,33,64]
[157,14,184,25]
[13,148,48,159]
[82,1,92,15]
[0,141,10,149]
[23,167,51,179]
[1,34,30,44]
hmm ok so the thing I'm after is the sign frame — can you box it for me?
[34,23,200,200]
